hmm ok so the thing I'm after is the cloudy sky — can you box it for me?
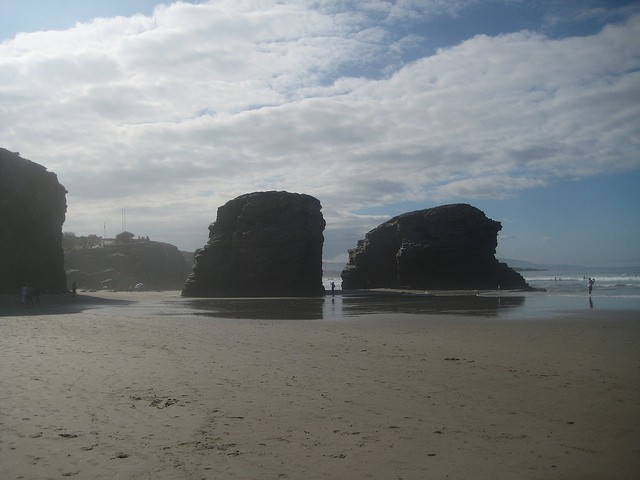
[1,0,639,267]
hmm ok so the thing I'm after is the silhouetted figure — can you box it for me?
[72,281,77,297]
[20,282,29,304]
[588,277,595,295]
[330,281,335,296]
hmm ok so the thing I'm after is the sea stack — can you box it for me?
[341,203,528,291]
[182,191,326,297]
[0,148,68,294]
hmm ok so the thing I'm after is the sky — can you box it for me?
[1,0,639,268]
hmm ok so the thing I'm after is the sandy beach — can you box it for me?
[1,291,639,479]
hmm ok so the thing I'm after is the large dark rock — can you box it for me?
[182,191,326,297]
[0,148,67,293]
[341,204,528,290]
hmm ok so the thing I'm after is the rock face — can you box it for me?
[0,148,67,293]
[182,191,326,297]
[64,239,191,291]
[341,204,528,290]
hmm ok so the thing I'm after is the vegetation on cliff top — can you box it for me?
[63,232,193,291]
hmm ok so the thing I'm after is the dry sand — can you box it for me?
[1,291,639,479]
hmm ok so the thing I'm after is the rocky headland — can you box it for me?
[64,234,192,291]
[183,191,326,297]
[0,148,67,294]
[341,203,529,291]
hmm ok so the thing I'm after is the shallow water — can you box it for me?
[169,291,640,321]
[180,294,525,320]
[14,287,637,321]
[315,266,640,321]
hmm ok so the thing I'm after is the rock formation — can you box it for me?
[182,191,326,297]
[0,148,67,294]
[64,236,191,291]
[341,204,528,290]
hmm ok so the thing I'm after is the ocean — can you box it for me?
[522,267,640,298]
[324,266,640,296]
[322,266,640,318]
[511,267,640,316]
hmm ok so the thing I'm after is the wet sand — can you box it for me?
[1,291,639,479]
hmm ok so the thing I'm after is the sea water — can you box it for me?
[510,267,640,316]
[322,266,640,317]
[324,267,640,297]
[523,267,640,297]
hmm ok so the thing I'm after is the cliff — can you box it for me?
[64,237,191,291]
[0,148,67,293]
[183,191,326,297]
[341,204,528,290]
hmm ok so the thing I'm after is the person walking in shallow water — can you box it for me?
[588,277,595,295]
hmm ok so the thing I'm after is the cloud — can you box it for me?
[431,175,548,200]
[1,1,639,258]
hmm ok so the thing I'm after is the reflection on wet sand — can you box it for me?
[187,297,326,320]
[186,292,526,320]
[341,293,525,317]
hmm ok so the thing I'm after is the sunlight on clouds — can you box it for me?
[431,176,548,200]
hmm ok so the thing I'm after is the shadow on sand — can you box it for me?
[0,294,135,317]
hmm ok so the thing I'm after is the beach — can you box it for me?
[1,291,639,479]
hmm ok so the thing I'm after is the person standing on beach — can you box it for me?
[330,281,335,295]
[71,281,77,297]
[588,277,595,295]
